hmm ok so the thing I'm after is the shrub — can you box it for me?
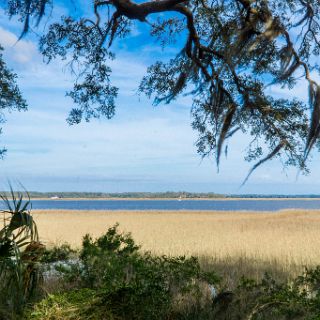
[41,243,76,263]
[56,224,219,319]
[211,269,320,320]
[0,188,45,319]
[25,288,107,320]
[24,223,320,319]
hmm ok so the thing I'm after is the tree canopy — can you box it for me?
[0,44,27,158]
[1,0,320,180]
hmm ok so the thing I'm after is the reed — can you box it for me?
[33,209,320,280]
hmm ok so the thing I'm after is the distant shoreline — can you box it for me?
[3,191,320,201]
[29,197,320,201]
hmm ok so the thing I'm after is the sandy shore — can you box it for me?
[33,209,320,267]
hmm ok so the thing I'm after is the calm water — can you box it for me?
[3,199,320,211]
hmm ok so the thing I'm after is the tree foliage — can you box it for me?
[0,45,27,157]
[2,0,320,176]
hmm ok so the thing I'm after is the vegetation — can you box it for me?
[228,194,320,199]
[33,209,320,270]
[1,1,320,176]
[0,46,27,158]
[0,191,225,199]
[2,192,320,319]
[24,270,320,320]
[0,189,44,318]
[3,191,320,199]
[23,226,320,320]
[41,243,76,263]
[50,224,218,320]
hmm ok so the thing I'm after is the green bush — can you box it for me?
[211,269,320,320]
[55,224,219,320]
[23,223,320,320]
[25,289,108,320]
[41,243,76,263]
[24,227,320,320]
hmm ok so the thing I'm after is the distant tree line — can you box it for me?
[228,194,320,199]
[0,191,224,199]
[1,191,319,199]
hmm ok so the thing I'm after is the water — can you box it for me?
[2,199,320,211]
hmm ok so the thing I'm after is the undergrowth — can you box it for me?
[25,224,320,320]
[2,190,320,319]
[0,188,44,319]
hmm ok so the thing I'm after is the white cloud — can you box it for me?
[0,27,37,63]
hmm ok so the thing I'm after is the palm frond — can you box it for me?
[0,185,43,315]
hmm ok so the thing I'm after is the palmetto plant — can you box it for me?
[0,187,44,318]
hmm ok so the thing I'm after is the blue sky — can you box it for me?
[0,2,319,194]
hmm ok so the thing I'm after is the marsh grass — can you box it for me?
[26,221,320,320]
[32,209,320,283]
[198,255,306,291]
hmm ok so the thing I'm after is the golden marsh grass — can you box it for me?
[33,209,320,276]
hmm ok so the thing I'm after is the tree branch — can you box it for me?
[110,0,189,21]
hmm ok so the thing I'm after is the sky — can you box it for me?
[0,2,320,194]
